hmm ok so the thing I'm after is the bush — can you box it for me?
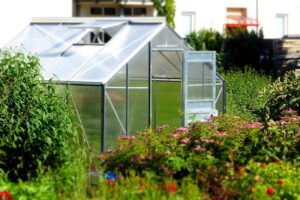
[256,71,300,120]
[0,50,76,181]
[186,29,224,67]
[0,146,88,200]
[99,113,300,199]
[222,30,267,72]
[222,68,272,120]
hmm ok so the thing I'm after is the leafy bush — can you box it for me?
[0,50,76,181]
[0,146,88,200]
[99,113,300,199]
[222,30,266,72]
[186,29,224,67]
[186,29,224,52]
[256,71,300,120]
[222,68,272,120]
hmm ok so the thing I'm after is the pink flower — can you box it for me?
[98,153,105,159]
[242,122,263,129]
[180,137,190,144]
[120,135,136,140]
[0,191,13,200]
[266,187,275,195]
[254,176,261,182]
[194,146,207,152]
[176,126,189,133]
[213,131,228,137]
[170,132,180,139]
[201,138,215,144]
[155,125,169,131]
[164,150,171,155]
[131,156,141,163]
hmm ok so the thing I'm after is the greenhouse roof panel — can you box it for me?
[43,45,102,81]
[70,23,164,84]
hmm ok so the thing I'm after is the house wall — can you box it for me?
[174,0,300,39]
[0,0,73,48]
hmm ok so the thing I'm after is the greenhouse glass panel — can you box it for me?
[152,80,182,129]
[37,25,85,56]
[7,24,57,53]
[187,62,213,100]
[69,85,102,154]
[105,67,126,150]
[152,51,182,79]
[128,45,149,134]
[152,26,189,50]
[43,45,102,81]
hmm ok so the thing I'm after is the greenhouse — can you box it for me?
[7,18,226,152]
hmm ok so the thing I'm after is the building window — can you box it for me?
[124,8,132,16]
[181,12,195,36]
[104,7,116,16]
[91,7,102,15]
[133,8,146,16]
[275,14,288,38]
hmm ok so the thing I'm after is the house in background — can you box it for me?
[175,0,300,39]
[73,0,154,17]
[1,0,300,47]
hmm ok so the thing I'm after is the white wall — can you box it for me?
[175,0,300,39]
[0,0,73,48]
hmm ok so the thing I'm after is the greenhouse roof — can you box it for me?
[7,18,187,85]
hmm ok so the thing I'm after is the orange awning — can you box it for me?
[226,15,259,27]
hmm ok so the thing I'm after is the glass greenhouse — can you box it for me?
[7,18,226,152]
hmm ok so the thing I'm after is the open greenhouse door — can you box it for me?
[183,51,218,125]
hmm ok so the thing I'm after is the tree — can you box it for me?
[152,0,176,28]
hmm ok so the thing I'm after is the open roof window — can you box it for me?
[69,20,128,45]
[76,30,112,45]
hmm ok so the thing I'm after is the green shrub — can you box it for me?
[222,68,272,120]
[0,145,88,200]
[256,71,300,120]
[223,30,267,72]
[99,114,300,199]
[0,50,76,181]
[186,29,224,52]
[186,29,224,67]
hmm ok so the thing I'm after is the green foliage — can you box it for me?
[225,161,300,199]
[222,68,272,120]
[186,29,224,52]
[99,113,300,199]
[94,172,203,200]
[256,71,300,120]
[152,0,176,28]
[222,29,273,73]
[0,50,76,181]
[186,29,224,67]
[0,145,88,200]
[186,29,274,73]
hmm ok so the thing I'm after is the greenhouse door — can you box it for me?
[183,51,218,125]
